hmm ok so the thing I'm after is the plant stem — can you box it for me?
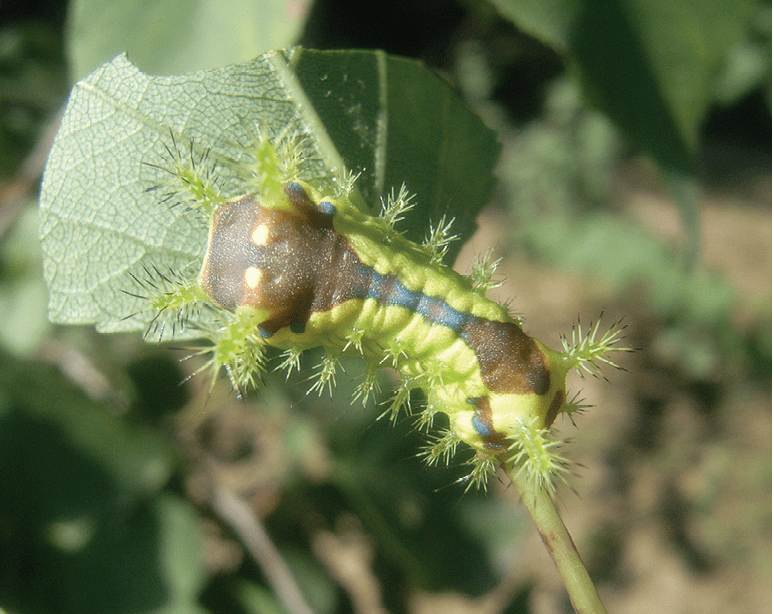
[209,482,316,614]
[504,462,608,614]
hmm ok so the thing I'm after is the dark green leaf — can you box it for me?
[68,0,307,80]
[0,351,204,614]
[491,0,758,171]
[291,49,501,248]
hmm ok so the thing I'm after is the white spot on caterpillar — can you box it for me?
[252,224,270,246]
[245,266,263,289]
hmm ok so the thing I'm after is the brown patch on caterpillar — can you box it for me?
[199,187,372,336]
[544,389,565,428]
[469,397,509,451]
[461,320,550,396]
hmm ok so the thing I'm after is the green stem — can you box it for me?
[504,462,608,614]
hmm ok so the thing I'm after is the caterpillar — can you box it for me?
[135,126,625,491]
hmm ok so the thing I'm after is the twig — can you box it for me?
[504,462,608,614]
[209,482,316,614]
[0,107,63,239]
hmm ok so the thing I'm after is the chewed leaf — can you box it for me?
[39,49,499,335]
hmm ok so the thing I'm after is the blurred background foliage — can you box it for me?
[0,1,770,613]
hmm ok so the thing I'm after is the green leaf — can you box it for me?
[0,351,204,614]
[53,495,207,614]
[490,0,758,172]
[487,0,581,49]
[39,48,499,334]
[491,0,759,261]
[67,0,308,80]
[232,580,285,614]
[291,49,500,249]
[0,350,177,523]
[0,206,51,356]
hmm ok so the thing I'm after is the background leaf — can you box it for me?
[488,0,761,258]
[490,0,758,171]
[0,350,204,614]
[488,0,581,49]
[67,0,308,80]
[39,48,500,333]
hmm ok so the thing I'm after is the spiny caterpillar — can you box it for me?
[134,125,626,491]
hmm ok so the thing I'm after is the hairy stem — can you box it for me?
[503,461,608,614]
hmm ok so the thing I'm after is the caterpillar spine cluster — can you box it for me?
[134,124,627,491]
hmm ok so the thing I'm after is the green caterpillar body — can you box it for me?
[198,180,570,457]
[141,131,624,489]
